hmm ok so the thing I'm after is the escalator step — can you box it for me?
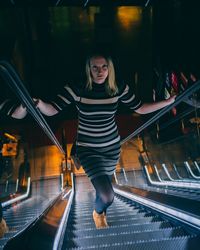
[65,221,173,237]
[64,221,174,239]
[3,217,34,223]
[64,236,191,250]
[69,216,159,230]
[62,179,200,250]
[70,209,139,218]
[69,212,147,223]
[63,227,188,248]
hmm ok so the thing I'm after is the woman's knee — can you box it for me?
[101,189,114,205]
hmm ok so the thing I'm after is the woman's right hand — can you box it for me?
[11,104,27,119]
[33,98,40,107]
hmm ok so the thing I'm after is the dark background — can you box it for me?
[0,0,200,123]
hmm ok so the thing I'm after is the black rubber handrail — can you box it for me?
[121,79,200,144]
[0,61,65,155]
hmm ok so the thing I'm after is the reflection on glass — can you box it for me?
[49,7,100,39]
[116,7,142,30]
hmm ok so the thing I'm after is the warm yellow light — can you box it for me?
[117,7,142,30]
[4,133,17,142]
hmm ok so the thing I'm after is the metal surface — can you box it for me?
[2,177,31,208]
[144,165,200,189]
[0,178,61,249]
[121,80,200,144]
[60,176,200,249]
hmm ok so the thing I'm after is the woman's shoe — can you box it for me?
[0,219,9,238]
[103,212,108,227]
[93,210,108,229]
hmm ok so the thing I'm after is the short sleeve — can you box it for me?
[118,84,143,111]
[49,84,79,111]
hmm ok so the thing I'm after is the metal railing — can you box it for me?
[2,177,31,207]
[0,61,65,155]
[144,165,200,189]
[121,79,200,144]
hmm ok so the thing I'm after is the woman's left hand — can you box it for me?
[166,95,177,105]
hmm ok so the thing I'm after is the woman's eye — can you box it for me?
[92,66,98,71]
[102,65,108,70]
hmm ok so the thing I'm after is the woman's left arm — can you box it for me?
[135,95,176,114]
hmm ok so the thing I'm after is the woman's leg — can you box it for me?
[91,174,114,214]
[91,175,114,229]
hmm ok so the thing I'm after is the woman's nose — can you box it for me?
[97,67,103,73]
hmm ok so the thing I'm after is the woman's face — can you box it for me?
[90,56,108,84]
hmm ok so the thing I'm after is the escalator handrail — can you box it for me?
[159,106,195,131]
[4,185,72,250]
[144,165,200,189]
[121,79,200,144]
[2,177,31,207]
[53,173,75,250]
[0,61,65,155]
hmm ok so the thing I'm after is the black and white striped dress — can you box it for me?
[51,82,142,180]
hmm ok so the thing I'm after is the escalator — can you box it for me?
[1,59,200,249]
[61,176,200,250]
[0,178,61,249]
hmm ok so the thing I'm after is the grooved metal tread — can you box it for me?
[0,178,61,249]
[66,236,194,250]
[61,176,200,250]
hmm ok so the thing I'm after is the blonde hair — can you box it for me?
[85,54,118,96]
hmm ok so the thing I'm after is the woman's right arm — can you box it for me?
[0,99,27,119]
[35,99,59,116]
[35,84,77,116]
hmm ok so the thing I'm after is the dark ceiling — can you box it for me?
[0,0,152,7]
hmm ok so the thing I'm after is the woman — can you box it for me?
[35,54,176,229]
[0,99,27,238]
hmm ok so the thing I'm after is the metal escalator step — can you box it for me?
[73,208,93,212]
[3,217,34,223]
[105,215,154,225]
[70,210,139,219]
[63,227,188,249]
[4,212,36,218]
[65,236,191,250]
[69,216,159,230]
[6,225,26,230]
[64,221,174,240]
[73,203,92,207]
[72,206,139,215]
[65,221,172,235]
[0,230,18,239]
[69,212,147,224]
[106,208,140,215]
[107,216,161,226]
[106,211,147,218]
[0,239,9,247]
[6,220,32,226]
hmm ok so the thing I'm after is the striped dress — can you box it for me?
[51,82,142,180]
